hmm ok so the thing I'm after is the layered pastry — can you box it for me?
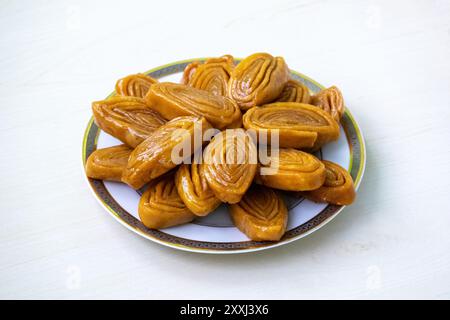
[311,86,345,122]
[92,96,166,147]
[145,82,242,129]
[182,55,234,96]
[139,174,196,229]
[115,73,158,98]
[86,52,358,238]
[229,185,288,241]
[85,144,132,181]
[243,102,340,150]
[122,116,212,189]
[175,162,222,216]
[302,160,355,205]
[228,53,289,110]
[276,79,311,104]
[201,129,257,204]
[256,148,326,191]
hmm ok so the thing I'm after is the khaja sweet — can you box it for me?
[145,82,242,129]
[228,53,290,110]
[86,52,357,241]
[85,145,132,181]
[302,160,355,205]
[243,102,340,150]
[122,116,212,189]
[311,86,345,122]
[115,73,158,98]
[139,174,196,229]
[175,162,222,216]
[276,80,311,104]
[182,55,234,96]
[256,148,326,191]
[229,185,288,241]
[92,96,166,148]
[201,129,257,204]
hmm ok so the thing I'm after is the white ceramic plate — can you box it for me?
[82,58,366,254]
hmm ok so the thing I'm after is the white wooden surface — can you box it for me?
[1,0,449,299]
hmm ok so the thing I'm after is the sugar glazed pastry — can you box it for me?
[115,73,158,98]
[139,173,196,229]
[145,82,242,129]
[92,96,166,147]
[311,86,345,122]
[86,52,357,242]
[175,161,222,216]
[122,116,212,189]
[256,148,326,191]
[228,53,290,110]
[276,79,311,104]
[85,144,132,181]
[201,129,257,204]
[182,55,234,96]
[243,102,340,150]
[229,185,288,241]
[302,160,356,205]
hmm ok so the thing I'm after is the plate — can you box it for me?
[82,58,366,254]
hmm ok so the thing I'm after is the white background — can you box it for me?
[1,0,449,299]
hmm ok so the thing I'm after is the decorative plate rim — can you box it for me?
[81,57,366,254]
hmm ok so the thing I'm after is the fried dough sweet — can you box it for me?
[243,102,340,150]
[175,162,222,216]
[182,55,234,96]
[139,174,196,229]
[256,148,326,191]
[302,160,355,205]
[145,82,242,129]
[85,144,132,181]
[276,79,311,103]
[311,86,345,122]
[201,129,257,204]
[87,52,359,241]
[229,185,288,241]
[115,73,158,98]
[92,96,166,148]
[122,116,212,189]
[228,53,290,110]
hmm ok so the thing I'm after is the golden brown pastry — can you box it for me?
[122,116,212,189]
[115,73,158,98]
[145,82,242,129]
[139,174,196,229]
[85,144,132,181]
[228,53,289,110]
[302,160,355,205]
[229,185,288,241]
[276,79,311,103]
[175,162,222,216]
[182,55,234,96]
[311,86,345,122]
[201,129,257,204]
[256,148,326,191]
[92,96,166,148]
[243,102,340,150]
